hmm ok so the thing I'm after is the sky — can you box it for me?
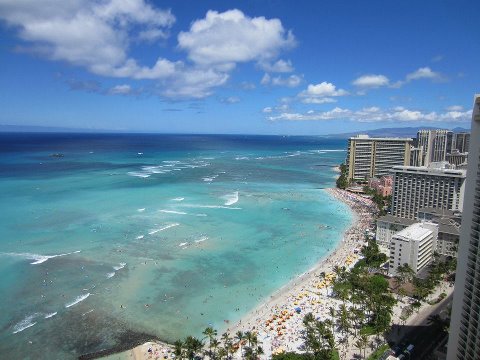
[0,0,479,135]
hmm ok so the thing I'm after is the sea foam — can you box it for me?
[12,314,39,334]
[2,250,81,265]
[113,262,127,271]
[223,191,239,206]
[44,312,57,319]
[148,223,180,234]
[65,293,90,308]
[159,210,187,215]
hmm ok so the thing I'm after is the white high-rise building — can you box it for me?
[346,135,412,180]
[390,162,466,219]
[388,222,438,276]
[447,95,480,359]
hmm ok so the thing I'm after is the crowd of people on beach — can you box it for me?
[120,188,378,360]
[226,188,378,357]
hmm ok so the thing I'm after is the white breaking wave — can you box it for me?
[137,208,146,212]
[127,171,150,178]
[44,312,57,319]
[106,272,115,278]
[148,223,180,235]
[222,191,239,206]
[136,235,144,239]
[171,197,184,202]
[179,242,189,247]
[113,262,127,271]
[159,210,187,215]
[2,250,81,265]
[195,236,208,243]
[13,314,39,334]
[183,204,241,210]
[65,293,90,308]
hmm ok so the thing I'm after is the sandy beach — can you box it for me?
[226,188,377,357]
[100,188,377,360]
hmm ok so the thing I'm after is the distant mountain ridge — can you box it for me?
[328,126,470,139]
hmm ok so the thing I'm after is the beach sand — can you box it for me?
[100,188,377,360]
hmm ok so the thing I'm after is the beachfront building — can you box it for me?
[368,175,393,197]
[390,162,466,219]
[376,215,460,258]
[436,218,461,258]
[447,95,480,360]
[376,215,415,247]
[416,129,453,166]
[388,222,439,276]
[452,132,470,153]
[417,207,462,226]
[410,146,424,167]
[346,135,412,181]
[446,149,469,167]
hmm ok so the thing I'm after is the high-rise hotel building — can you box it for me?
[390,162,466,219]
[346,135,412,180]
[417,129,453,166]
[447,95,480,359]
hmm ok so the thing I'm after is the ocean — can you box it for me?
[0,133,352,359]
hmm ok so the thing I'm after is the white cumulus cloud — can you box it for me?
[352,74,390,88]
[177,9,295,67]
[297,82,348,104]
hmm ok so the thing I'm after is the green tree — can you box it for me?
[354,334,369,359]
[202,326,218,358]
[174,340,184,360]
[184,336,203,360]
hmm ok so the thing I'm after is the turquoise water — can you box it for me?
[0,134,352,359]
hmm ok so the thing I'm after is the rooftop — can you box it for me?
[394,222,436,241]
[378,214,416,226]
[392,163,466,177]
[350,134,413,141]
[418,207,461,218]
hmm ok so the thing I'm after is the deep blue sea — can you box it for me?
[0,133,352,359]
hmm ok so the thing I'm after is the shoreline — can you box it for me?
[226,188,376,356]
[98,187,377,359]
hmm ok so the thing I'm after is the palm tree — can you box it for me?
[210,338,220,359]
[174,340,184,360]
[202,327,218,358]
[329,306,336,333]
[184,336,203,360]
[235,330,245,358]
[354,334,369,359]
[221,332,233,359]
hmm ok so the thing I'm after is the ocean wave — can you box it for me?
[44,312,57,319]
[113,262,127,271]
[136,235,144,239]
[2,250,81,265]
[171,197,184,202]
[222,191,239,206]
[235,156,249,160]
[13,314,39,334]
[127,171,151,178]
[183,205,241,210]
[195,236,208,244]
[179,242,189,247]
[137,208,146,212]
[148,223,180,235]
[129,160,209,179]
[106,272,116,278]
[159,210,187,215]
[65,293,90,308]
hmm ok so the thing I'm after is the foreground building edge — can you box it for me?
[446,95,480,359]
